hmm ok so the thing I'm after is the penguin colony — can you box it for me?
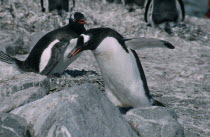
[0,0,183,109]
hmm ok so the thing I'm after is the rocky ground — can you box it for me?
[0,0,210,137]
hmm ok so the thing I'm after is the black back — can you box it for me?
[144,0,185,24]
[81,28,128,53]
[152,0,178,24]
[48,0,69,12]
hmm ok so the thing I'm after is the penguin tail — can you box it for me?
[0,51,17,64]
[152,99,167,107]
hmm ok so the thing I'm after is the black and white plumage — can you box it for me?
[144,0,185,33]
[68,28,174,109]
[41,0,76,13]
[0,12,86,76]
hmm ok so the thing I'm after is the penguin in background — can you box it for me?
[0,12,87,76]
[144,0,185,33]
[67,28,175,113]
[41,0,75,15]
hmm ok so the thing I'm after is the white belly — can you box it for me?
[92,37,151,107]
[40,39,60,72]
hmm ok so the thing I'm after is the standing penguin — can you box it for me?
[144,0,185,33]
[41,0,75,13]
[0,12,87,76]
[68,28,175,112]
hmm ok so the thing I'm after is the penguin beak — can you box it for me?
[68,47,82,58]
[78,19,87,24]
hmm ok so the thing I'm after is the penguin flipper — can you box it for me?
[124,38,175,50]
[177,0,185,21]
[144,0,152,22]
[0,51,16,64]
[40,41,69,75]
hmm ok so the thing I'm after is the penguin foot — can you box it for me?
[118,106,133,114]
[41,8,46,12]
[127,7,135,12]
[164,27,173,34]
[48,73,61,78]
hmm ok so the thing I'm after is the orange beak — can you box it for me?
[68,48,82,58]
[78,19,87,24]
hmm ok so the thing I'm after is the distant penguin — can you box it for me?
[144,0,185,33]
[0,12,87,76]
[67,28,175,111]
[41,0,75,13]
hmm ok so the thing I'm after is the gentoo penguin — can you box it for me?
[41,0,75,13]
[68,28,175,111]
[144,0,185,33]
[0,12,87,76]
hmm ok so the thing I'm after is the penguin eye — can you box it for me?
[70,14,76,21]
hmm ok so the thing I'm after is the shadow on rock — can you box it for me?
[64,69,98,77]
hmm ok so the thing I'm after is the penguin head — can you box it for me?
[67,33,95,58]
[68,28,124,58]
[69,12,87,25]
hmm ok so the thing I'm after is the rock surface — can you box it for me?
[0,72,49,99]
[0,87,49,113]
[12,84,138,137]
[126,107,184,137]
[0,113,31,137]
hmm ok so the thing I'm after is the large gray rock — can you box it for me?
[12,84,138,137]
[0,72,49,99]
[0,113,31,137]
[0,87,49,113]
[126,107,184,137]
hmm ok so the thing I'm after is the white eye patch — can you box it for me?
[71,14,75,20]
[81,34,90,44]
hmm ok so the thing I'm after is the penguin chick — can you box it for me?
[0,12,87,76]
[67,28,174,109]
[144,0,185,34]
